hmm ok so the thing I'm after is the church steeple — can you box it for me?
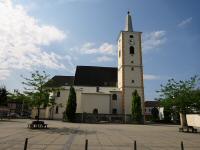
[125,11,133,32]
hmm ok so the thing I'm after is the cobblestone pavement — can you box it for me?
[0,119,200,150]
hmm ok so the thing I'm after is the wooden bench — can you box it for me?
[179,126,197,133]
[28,121,48,129]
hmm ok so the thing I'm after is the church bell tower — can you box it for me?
[118,12,144,118]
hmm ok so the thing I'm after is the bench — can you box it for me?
[28,121,48,129]
[179,126,197,133]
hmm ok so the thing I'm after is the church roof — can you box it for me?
[46,66,118,87]
[45,76,74,87]
[74,66,117,87]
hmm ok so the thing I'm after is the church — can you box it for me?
[37,12,145,122]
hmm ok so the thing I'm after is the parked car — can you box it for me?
[7,113,20,118]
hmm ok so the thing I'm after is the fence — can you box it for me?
[24,138,186,150]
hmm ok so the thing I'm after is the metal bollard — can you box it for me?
[134,140,137,150]
[85,139,88,150]
[24,138,28,150]
[181,141,184,150]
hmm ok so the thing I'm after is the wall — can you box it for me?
[81,93,110,114]
[117,31,145,115]
[186,114,200,127]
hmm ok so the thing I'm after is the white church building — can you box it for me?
[37,12,145,122]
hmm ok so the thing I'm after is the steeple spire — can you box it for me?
[125,11,133,32]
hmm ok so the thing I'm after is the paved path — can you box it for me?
[0,119,200,150]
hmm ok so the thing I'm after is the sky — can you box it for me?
[0,0,199,100]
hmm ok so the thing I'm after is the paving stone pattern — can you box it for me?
[0,119,200,150]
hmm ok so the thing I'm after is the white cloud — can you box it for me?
[144,74,160,80]
[0,0,66,80]
[178,17,192,28]
[0,69,10,80]
[142,31,166,52]
[70,42,116,55]
[96,56,113,62]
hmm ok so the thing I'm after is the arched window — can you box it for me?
[130,46,134,54]
[93,108,98,115]
[112,94,117,100]
[56,106,59,114]
[112,108,117,114]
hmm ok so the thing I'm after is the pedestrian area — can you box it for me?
[0,119,199,150]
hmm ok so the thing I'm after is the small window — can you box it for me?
[112,94,117,100]
[56,106,59,114]
[131,67,134,71]
[130,35,134,38]
[131,61,133,63]
[112,108,117,114]
[119,50,121,57]
[57,91,60,97]
[130,46,134,54]
[93,108,98,115]
[132,80,134,83]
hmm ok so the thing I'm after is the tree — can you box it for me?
[8,90,31,115]
[66,86,77,122]
[151,107,159,121]
[131,90,142,123]
[0,86,8,106]
[157,75,200,127]
[21,71,50,121]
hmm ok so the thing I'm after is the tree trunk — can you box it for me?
[37,107,40,121]
[179,112,187,127]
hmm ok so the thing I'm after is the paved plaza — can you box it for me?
[0,119,200,150]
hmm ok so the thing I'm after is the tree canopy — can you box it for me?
[157,75,200,114]
[21,71,50,120]
[0,86,8,106]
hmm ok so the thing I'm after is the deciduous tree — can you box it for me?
[0,86,8,106]
[157,75,200,127]
[21,71,50,121]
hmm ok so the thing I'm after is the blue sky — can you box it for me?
[0,0,199,100]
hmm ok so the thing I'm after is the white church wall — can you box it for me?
[81,93,110,114]
[74,86,119,93]
[53,89,70,119]
[75,90,82,113]
[110,91,122,114]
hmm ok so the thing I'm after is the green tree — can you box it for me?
[157,75,200,127]
[8,90,31,104]
[131,90,142,123]
[0,86,8,106]
[21,71,50,121]
[66,86,77,122]
[8,90,31,115]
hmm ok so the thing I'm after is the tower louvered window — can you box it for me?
[130,46,134,54]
